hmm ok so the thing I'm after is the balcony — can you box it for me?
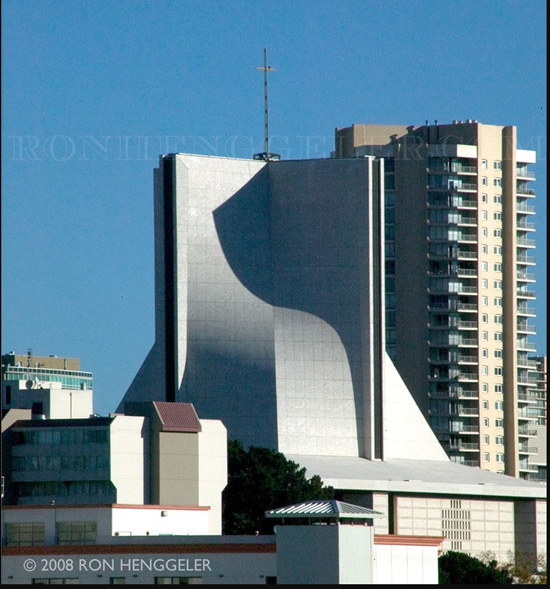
[517,392,538,402]
[456,268,477,277]
[457,217,477,226]
[518,462,539,472]
[516,169,536,180]
[517,305,536,316]
[518,426,537,436]
[517,324,536,334]
[517,341,537,352]
[517,254,535,265]
[456,200,477,209]
[517,238,536,248]
[516,188,536,197]
[518,444,538,454]
[457,234,478,243]
[517,289,536,299]
[458,338,478,347]
[457,442,480,451]
[457,250,477,259]
[453,424,479,434]
[518,409,539,420]
[517,272,536,282]
[517,204,535,214]
[457,320,478,329]
[458,303,478,312]
[517,357,537,369]
[517,220,536,231]
[458,355,478,364]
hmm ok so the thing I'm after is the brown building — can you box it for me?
[335,121,540,479]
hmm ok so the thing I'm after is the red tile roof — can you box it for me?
[152,402,202,433]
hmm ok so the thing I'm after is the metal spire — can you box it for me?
[253,49,280,161]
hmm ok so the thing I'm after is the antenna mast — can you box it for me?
[254,49,280,161]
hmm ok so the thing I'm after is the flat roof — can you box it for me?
[286,455,547,499]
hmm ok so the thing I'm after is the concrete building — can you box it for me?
[2,351,93,419]
[2,401,227,535]
[334,122,541,480]
[116,152,545,563]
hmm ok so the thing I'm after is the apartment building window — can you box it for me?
[482,297,488,306]
[495,384,503,393]
[31,579,79,584]
[494,333,503,342]
[495,402,503,411]
[482,348,488,358]
[482,331,488,341]
[494,229,501,237]
[493,178,502,187]
[495,367,503,376]
[495,419,504,428]
[57,522,97,545]
[5,523,45,546]
[482,366,489,375]
[493,212,502,221]
[494,195,502,204]
[494,315,502,324]
[481,177,488,186]
[482,245,488,254]
[483,418,489,427]
[496,453,504,462]
[484,435,490,444]
[482,228,487,237]
[483,401,489,410]
[481,262,488,271]
[494,263,502,272]
[494,161,502,170]
[494,246,502,255]
[496,436,504,445]
[482,383,488,392]
[481,210,488,220]
[494,297,502,306]
[481,194,488,203]
[494,280,502,289]
[482,314,488,323]
[481,160,487,169]
[494,349,503,358]
[484,453,490,462]
[482,279,488,288]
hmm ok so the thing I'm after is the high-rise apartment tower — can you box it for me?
[335,121,540,479]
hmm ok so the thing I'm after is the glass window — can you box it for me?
[494,195,502,204]
[483,401,489,409]
[495,419,504,428]
[495,384,503,393]
[481,262,488,271]
[494,315,502,324]
[494,246,502,255]
[494,297,502,306]
[482,245,488,254]
[494,161,502,170]
[482,331,488,341]
[481,193,487,203]
[493,212,501,221]
[481,210,488,220]
[494,263,502,272]
[6,523,45,547]
[57,522,97,545]
[496,453,504,462]
[495,402,503,411]
[496,436,504,445]
[484,453,490,462]
[493,178,502,187]
[482,297,488,306]
[482,279,488,288]
[481,176,487,186]
[482,383,488,392]
[482,348,488,358]
[481,228,487,237]
[482,314,488,323]
[495,367,503,375]
[481,160,487,169]
[494,280,502,289]
[482,365,488,375]
[494,229,501,238]
[483,418,489,427]
[494,349,503,358]
[484,435,490,444]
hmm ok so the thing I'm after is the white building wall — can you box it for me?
[197,420,227,535]
[109,416,146,505]
[394,496,515,563]
[373,543,439,585]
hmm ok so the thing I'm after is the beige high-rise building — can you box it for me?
[335,121,540,479]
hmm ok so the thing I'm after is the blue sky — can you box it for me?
[2,0,546,416]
